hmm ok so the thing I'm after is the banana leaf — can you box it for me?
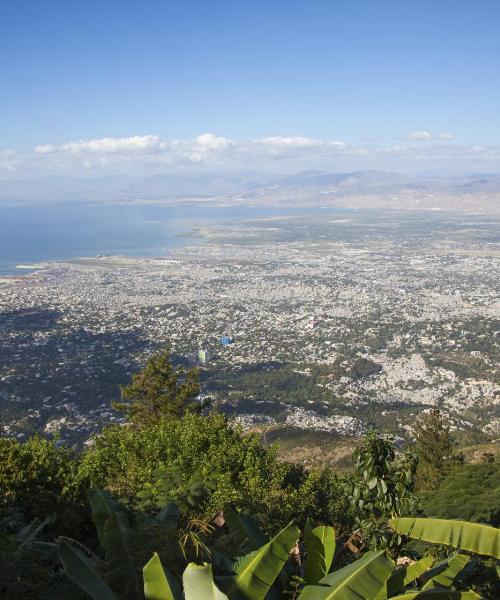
[390,518,500,559]
[421,554,470,590]
[378,555,435,598]
[223,504,267,551]
[390,591,480,599]
[17,513,56,546]
[59,539,116,600]
[88,488,115,546]
[143,552,182,600]
[304,525,336,584]
[402,556,436,587]
[183,563,228,599]
[299,550,394,599]
[101,511,137,599]
[218,521,299,600]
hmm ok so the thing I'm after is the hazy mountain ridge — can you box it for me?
[1,170,500,212]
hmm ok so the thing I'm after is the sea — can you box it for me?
[0,202,342,276]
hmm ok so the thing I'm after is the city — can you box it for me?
[1,208,498,446]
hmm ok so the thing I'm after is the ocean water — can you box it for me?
[0,202,343,275]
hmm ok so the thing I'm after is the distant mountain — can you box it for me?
[1,170,499,211]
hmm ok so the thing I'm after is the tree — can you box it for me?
[414,407,455,489]
[113,350,201,426]
[351,433,419,550]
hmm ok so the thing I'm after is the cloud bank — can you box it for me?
[2,131,499,176]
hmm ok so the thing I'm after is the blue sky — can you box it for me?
[1,0,500,175]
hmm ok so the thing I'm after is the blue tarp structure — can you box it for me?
[219,335,233,346]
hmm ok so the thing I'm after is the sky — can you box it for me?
[1,0,500,178]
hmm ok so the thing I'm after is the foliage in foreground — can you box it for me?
[0,414,353,540]
[78,413,352,534]
[57,489,499,599]
[351,433,419,550]
[0,434,88,536]
[1,425,499,598]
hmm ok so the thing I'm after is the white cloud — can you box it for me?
[194,132,233,150]
[407,131,433,141]
[60,135,165,154]
[34,144,56,154]
[18,131,500,176]
[256,136,321,148]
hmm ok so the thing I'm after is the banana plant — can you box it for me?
[57,494,498,600]
[143,552,182,600]
[0,513,58,599]
[379,555,435,598]
[59,539,117,600]
[184,563,229,599]
[216,521,300,600]
[388,592,480,599]
[223,504,267,552]
[390,518,500,559]
[143,521,300,600]
[298,549,394,599]
[420,554,471,590]
[59,489,137,600]
[303,518,336,585]
[144,557,229,599]
[60,488,178,600]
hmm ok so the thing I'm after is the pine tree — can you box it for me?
[113,350,200,426]
[414,407,455,489]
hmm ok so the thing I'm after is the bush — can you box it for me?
[0,435,89,537]
[78,413,352,534]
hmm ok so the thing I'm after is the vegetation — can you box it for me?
[414,408,457,489]
[1,351,499,598]
[5,487,498,599]
[423,463,500,526]
[77,413,351,534]
[112,349,201,426]
[0,435,87,535]
[351,433,419,551]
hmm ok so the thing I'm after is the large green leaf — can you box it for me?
[59,539,116,600]
[382,555,435,598]
[403,556,436,587]
[218,521,300,600]
[304,525,336,584]
[390,518,500,559]
[143,552,182,600]
[299,550,394,599]
[17,513,56,546]
[101,511,137,599]
[223,505,267,551]
[183,563,228,599]
[390,591,480,599]
[421,554,470,590]
[88,488,115,546]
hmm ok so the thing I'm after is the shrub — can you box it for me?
[0,435,87,528]
[77,413,352,534]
